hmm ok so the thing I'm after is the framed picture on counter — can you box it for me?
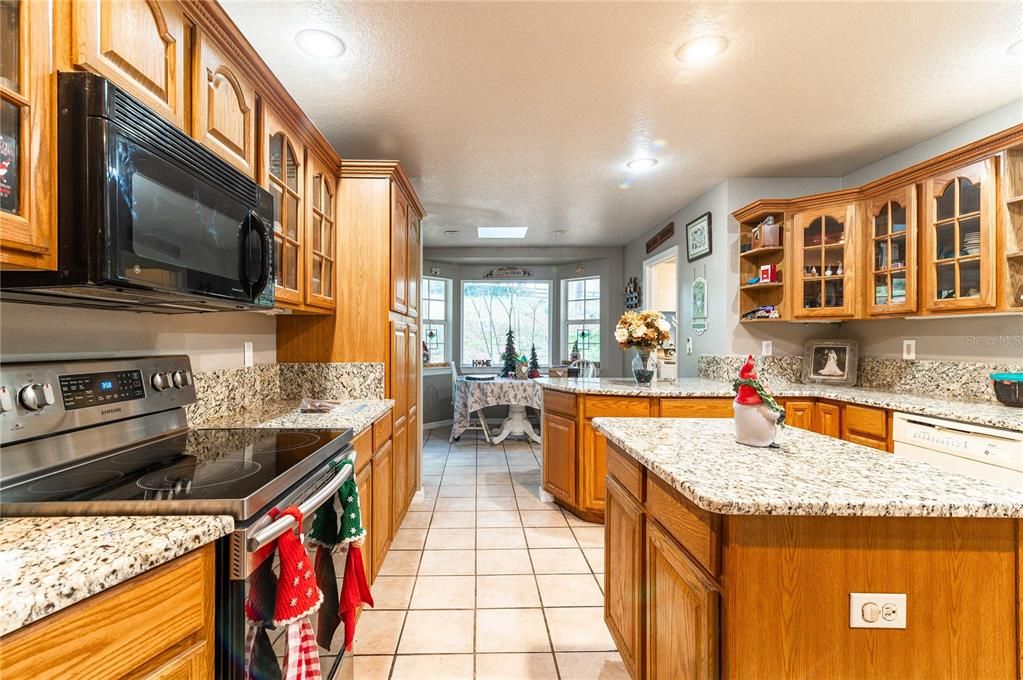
[801,339,858,387]
[685,212,712,262]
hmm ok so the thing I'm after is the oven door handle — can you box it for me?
[246,450,355,552]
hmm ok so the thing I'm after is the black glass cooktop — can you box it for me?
[0,427,352,519]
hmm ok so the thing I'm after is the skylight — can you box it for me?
[477,227,528,239]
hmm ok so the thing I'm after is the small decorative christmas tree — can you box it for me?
[499,328,518,377]
[569,339,581,363]
[528,344,541,379]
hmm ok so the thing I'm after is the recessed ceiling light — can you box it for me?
[1009,39,1023,56]
[552,229,567,239]
[295,29,346,58]
[626,158,658,172]
[443,230,461,238]
[676,35,729,63]
[478,227,528,239]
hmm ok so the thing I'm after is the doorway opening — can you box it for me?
[642,246,679,379]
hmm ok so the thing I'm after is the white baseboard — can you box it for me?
[424,419,454,430]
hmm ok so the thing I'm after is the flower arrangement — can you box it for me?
[614,310,672,351]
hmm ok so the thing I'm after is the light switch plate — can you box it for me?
[850,593,906,629]
[903,339,916,360]
[762,340,773,356]
[243,341,254,367]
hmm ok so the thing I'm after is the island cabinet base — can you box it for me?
[604,441,1022,680]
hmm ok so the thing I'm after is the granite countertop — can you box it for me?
[592,417,1023,518]
[0,515,233,636]
[535,377,1023,432]
[194,399,394,435]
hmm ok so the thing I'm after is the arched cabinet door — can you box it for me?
[193,31,258,177]
[865,185,917,316]
[264,110,305,306]
[304,154,337,310]
[792,202,858,318]
[73,0,188,128]
[921,158,997,311]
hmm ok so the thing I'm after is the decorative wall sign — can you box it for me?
[573,263,585,276]
[685,212,712,262]
[430,266,442,276]
[691,277,708,335]
[645,222,675,254]
[624,276,641,309]
[483,266,533,279]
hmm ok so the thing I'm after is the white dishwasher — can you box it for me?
[892,412,1023,491]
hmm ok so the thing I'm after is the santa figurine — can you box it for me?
[732,355,785,447]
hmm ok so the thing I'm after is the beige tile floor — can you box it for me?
[338,426,628,680]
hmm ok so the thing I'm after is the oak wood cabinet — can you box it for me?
[391,189,409,314]
[783,399,815,430]
[813,401,842,438]
[605,476,645,680]
[371,438,393,580]
[792,201,858,318]
[356,461,374,581]
[192,30,258,177]
[407,210,421,317]
[0,0,57,270]
[304,154,338,310]
[72,0,189,128]
[264,109,305,307]
[921,158,997,312]
[542,411,577,505]
[865,184,917,316]
[0,544,215,679]
[406,322,420,507]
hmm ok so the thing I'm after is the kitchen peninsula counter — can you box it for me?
[592,417,1023,680]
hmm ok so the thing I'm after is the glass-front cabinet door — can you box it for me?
[0,0,56,270]
[793,202,857,318]
[866,186,917,315]
[305,154,337,310]
[922,158,996,311]
[265,110,305,306]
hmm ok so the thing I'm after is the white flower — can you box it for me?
[656,319,670,332]
[631,326,645,338]
[614,327,628,342]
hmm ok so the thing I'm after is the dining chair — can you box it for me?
[450,361,493,443]
[568,359,599,378]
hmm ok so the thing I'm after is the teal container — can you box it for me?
[990,373,1023,407]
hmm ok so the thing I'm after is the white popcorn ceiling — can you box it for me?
[223,1,1023,247]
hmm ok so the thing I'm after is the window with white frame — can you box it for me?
[462,280,551,366]
[422,277,450,363]
[563,276,600,362]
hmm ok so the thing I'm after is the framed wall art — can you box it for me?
[800,339,859,387]
[685,212,712,262]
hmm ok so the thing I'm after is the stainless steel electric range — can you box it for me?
[0,355,355,679]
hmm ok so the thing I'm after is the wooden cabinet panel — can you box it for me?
[373,413,393,453]
[813,401,842,438]
[645,519,719,680]
[646,473,720,576]
[843,404,887,440]
[305,155,337,310]
[357,462,374,583]
[0,545,214,679]
[192,32,257,177]
[783,400,815,430]
[543,389,578,416]
[406,210,420,317]
[352,428,372,474]
[583,396,649,418]
[391,422,408,534]
[390,189,408,314]
[73,0,188,128]
[542,411,577,504]
[605,477,645,680]
[407,323,420,501]
[371,440,393,576]
[793,202,858,318]
[580,420,608,515]
[865,185,917,315]
[659,398,733,418]
[0,0,57,270]
[390,320,408,429]
[921,158,997,311]
[264,109,305,306]
[607,443,644,501]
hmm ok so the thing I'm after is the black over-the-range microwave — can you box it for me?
[1,71,275,313]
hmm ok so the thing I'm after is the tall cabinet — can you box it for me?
[277,160,425,530]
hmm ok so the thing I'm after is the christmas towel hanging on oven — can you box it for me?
[273,506,323,680]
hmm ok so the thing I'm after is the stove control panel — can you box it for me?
[0,355,196,445]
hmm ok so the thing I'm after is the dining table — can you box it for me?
[451,376,544,444]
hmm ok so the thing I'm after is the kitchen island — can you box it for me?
[537,377,1023,522]
[593,417,1023,680]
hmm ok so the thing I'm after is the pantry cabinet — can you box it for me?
[73,0,189,129]
[865,185,917,315]
[192,30,259,177]
[921,158,997,311]
[792,201,858,318]
[0,0,57,270]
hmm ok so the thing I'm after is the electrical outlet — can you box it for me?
[243,341,254,367]
[903,339,916,360]
[762,340,773,356]
[850,593,906,629]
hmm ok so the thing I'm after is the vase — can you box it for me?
[631,349,656,386]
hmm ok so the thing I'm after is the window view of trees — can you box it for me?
[462,281,550,366]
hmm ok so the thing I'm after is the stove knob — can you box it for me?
[172,370,192,389]
[19,383,55,411]
[151,372,172,392]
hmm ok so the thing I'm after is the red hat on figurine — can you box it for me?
[273,507,324,627]
[735,355,763,405]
